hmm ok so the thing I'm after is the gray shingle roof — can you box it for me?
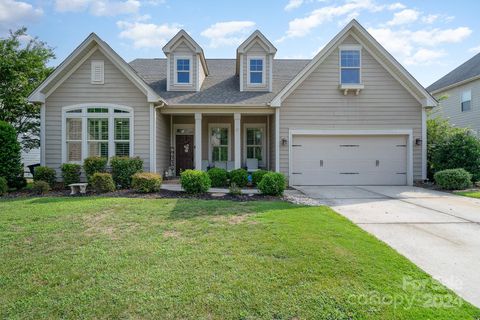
[427,53,480,93]
[129,58,310,105]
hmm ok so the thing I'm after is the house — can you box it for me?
[28,20,436,186]
[427,53,480,136]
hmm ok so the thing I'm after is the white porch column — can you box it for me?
[234,113,241,169]
[275,107,280,172]
[195,112,202,170]
[40,103,46,166]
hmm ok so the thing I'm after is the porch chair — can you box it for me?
[213,161,227,170]
[246,158,259,173]
[201,160,210,171]
[226,161,235,171]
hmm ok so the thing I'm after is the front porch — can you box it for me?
[160,108,276,176]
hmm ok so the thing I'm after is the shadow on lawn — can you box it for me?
[168,198,304,220]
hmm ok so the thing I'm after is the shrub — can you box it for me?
[229,168,248,188]
[132,172,162,193]
[429,125,480,181]
[207,167,228,187]
[434,168,472,190]
[252,169,269,186]
[110,156,143,189]
[180,169,211,194]
[83,156,107,181]
[33,166,56,187]
[228,182,242,196]
[0,121,23,189]
[32,180,51,195]
[61,163,81,186]
[0,177,7,195]
[90,173,115,193]
[258,172,286,196]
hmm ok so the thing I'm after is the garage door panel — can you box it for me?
[291,135,407,185]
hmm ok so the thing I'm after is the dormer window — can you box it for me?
[248,57,264,85]
[340,49,361,84]
[175,57,191,84]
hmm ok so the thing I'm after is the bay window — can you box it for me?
[63,105,133,163]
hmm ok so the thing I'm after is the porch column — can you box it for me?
[195,112,202,170]
[234,113,241,169]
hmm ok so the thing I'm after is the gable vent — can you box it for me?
[91,60,104,84]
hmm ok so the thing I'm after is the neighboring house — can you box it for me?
[28,20,436,186]
[427,54,480,136]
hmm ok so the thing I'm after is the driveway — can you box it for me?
[295,185,480,308]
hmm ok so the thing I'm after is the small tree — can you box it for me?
[0,121,24,188]
[0,27,55,151]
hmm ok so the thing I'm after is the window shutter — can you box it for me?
[91,60,104,84]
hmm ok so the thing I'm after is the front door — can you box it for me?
[176,135,194,175]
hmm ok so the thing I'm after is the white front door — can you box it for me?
[291,135,408,185]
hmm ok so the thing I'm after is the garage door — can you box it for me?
[291,135,407,185]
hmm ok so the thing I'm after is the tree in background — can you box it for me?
[0,27,55,151]
[0,121,24,189]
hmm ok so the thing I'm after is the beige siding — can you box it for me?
[156,112,171,175]
[198,55,206,89]
[280,36,423,181]
[242,41,270,92]
[45,49,151,176]
[168,41,197,91]
[431,80,480,136]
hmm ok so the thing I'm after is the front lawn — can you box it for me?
[0,197,478,319]
[454,190,480,199]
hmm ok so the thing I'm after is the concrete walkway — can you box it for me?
[295,185,480,308]
[161,183,260,195]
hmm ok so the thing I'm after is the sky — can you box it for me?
[1,0,479,86]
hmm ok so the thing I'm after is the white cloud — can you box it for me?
[117,21,181,48]
[387,2,406,10]
[285,0,303,11]
[387,9,419,26]
[404,48,446,65]
[368,26,472,65]
[277,0,383,42]
[469,45,480,54]
[422,14,439,24]
[201,21,256,48]
[55,0,140,16]
[0,0,43,30]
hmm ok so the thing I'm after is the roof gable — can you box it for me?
[270,19,437,108]
[237,30,277,55]
[28,33,163,104]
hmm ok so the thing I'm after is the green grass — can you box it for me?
[0,197,478,319]
[455,190,480,199]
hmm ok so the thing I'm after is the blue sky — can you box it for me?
[1,0,479,86]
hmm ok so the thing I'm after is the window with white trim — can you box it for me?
[461,90,471,112]
[63,105,133,163]
[249,58,264,84]
[176,58,191,84]
[210,126,229,162]
[245,126,264,164]
[340,49,361,84]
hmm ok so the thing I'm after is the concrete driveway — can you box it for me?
[295,185,480,308]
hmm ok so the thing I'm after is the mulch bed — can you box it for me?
[1,188,279,202]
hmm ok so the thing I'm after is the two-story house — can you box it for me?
[28,20,436,186]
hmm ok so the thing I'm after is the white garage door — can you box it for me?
[291,135,408,185]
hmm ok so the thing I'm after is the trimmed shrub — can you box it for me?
[61,163,81,186]
[90,173,115,193]
[230,168,248,188]
[180,169,211,194]
[258,172,286,196]
[0,177,7,195]
[0,121,23,189]
[110,156,143,189]
[33,166,56,187]
[228,182,242,196]
[430,130,480,181]
[83,156,107,181]
[434,168,472,190]
[132,172,162,193]
[207,167,228,187]
[252,169,269,186]
[32,180,51,195]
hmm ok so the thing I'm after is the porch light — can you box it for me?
[415,138,422,146]
[281,137,288,146]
